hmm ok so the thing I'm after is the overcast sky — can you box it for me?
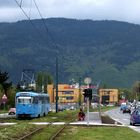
[1,0,140,24]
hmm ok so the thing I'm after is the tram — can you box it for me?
[16,91,50,118]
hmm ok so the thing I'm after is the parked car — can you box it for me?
[122,105,131,113]
[120,102,127,110]
[130,106,136,114]
[8,108,16,115]
[130,109,140,126]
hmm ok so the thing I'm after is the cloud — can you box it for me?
[1,0,140,24]
[0,0,21,8]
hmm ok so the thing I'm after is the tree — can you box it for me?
[0,71,12,95]
[132,81,140,101]
[118,88,133,101]
[0,71,13,109]
[36,71,53,93]
[7,86,16,108]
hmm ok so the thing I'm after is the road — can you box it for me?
[0,113,15,118]
[105,107,140,133]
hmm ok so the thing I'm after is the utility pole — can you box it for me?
[87,97,89,126]
[79,77,82,107]
[55,56,58,113]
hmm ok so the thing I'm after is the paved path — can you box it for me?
[105,107,140,133]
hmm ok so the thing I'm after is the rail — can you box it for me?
[17,126,45,140]
[49,116,76,140]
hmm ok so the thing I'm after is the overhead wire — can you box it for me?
[14,0,50,44]
[15,0,58,50]
[14,0,59,71]
[29,0,33,19]
[19,0,23,7]
[32,0,58,50]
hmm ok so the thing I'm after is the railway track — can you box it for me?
[16,112,77,140]
[17,126,45,140]
[49,117,76,140]
[16,122,72,140]
[49,123,69,140]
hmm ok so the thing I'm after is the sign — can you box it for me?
[81,85,97,89]
[2,94,7,103]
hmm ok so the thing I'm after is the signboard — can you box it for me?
[2,94,7,103]
[80,85,97,89]
[2,94,7,104]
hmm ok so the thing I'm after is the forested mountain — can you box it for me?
[0,18,140,88]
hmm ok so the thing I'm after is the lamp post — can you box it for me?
[84,77,92,125]
[79,77,82,107]
[55,56,58,113]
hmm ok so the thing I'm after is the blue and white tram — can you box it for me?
[16,91,50,118]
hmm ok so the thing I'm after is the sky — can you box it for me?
[1,0,140,24]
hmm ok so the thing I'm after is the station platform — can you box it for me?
[70,112,102,125]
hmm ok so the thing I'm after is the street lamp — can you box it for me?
[55,56,58,113]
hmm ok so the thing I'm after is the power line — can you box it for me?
[14,0,50,44]
[32,0,58,50]
[19,0,23,7]
[32,0,59,112]
[14,0,59,112]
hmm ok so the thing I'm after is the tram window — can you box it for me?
[45,97,49,103]
[46,97,50,103]
[17,97,32,104]
[33,97,38,104]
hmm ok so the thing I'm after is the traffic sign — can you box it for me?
[2,94,7,103]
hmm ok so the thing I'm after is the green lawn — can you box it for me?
[1,108,140,140]
[0,109,79,123]
[22,126,140,140]
[58,126,140,140]
[0,124,39,140]
[0,106,116,123]
[30,125,62,140]
[86,105,117,112]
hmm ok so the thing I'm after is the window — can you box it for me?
[136,111,140,115]
[17,97,32,104]
[33,97,38,104]
[46,97,50,103]
[62,91,74,95]
[66,96,73,100]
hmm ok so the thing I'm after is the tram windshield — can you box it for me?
[17,97,32,104]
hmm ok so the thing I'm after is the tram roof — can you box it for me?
[16,91,49,97]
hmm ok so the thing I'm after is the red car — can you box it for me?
[8,108,16,115]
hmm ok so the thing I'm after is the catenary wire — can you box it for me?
[14,0,51,44]
[32,0,58,50]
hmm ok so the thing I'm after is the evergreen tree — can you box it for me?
[36,71,53,93]
[132,81,140,101]
[0,71,12,95]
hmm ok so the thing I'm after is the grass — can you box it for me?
[30,125,62,140]
[0,124,39,140]
[18,126,140,140]
[58,126,140,140]
[0,109,79,123]
[100,106,117,112]
[0,106,116,123]
[85,105,117,112]
[0,107,139,140]
[0,109,8,114]
[0,110,79,140]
